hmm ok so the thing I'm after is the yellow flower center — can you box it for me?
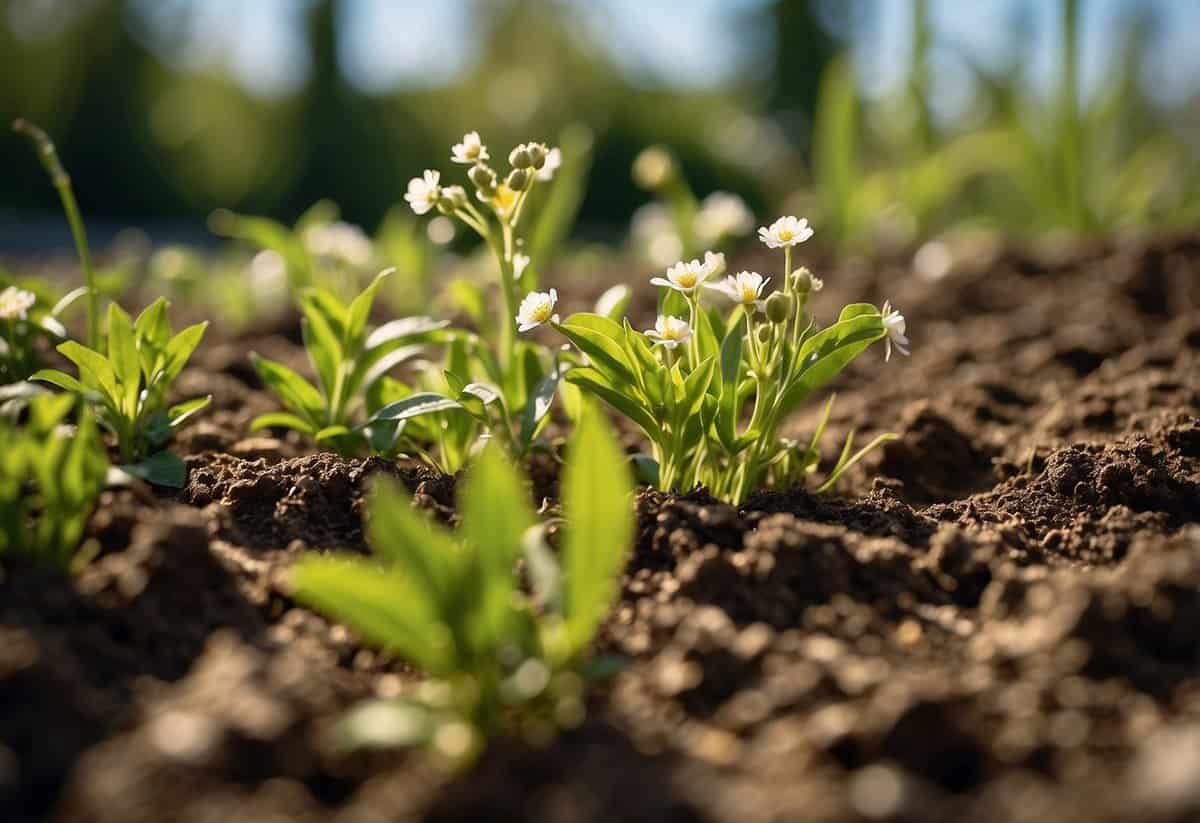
[493,184,518,213]
[531,302,552,321]
[778,229,793,242]
[676,271,697,287]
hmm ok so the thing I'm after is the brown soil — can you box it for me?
[3,233,1199,822]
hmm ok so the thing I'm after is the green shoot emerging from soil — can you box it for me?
[290,411,633,765]
[249,269,451,456]
[0,394,108,571]
[33,300,209,487]
[548,215,909,503]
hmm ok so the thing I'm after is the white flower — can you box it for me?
[707,271,769,311]
[405,170,442,215]
[644,315,692,349]
[694,192,754,245]
[704,250,726,278]
[516,289,558,332]
[810,275,824,292]
[651,257,717,295]
[451,131,489,165]
[0,287,35,321]
[304,221,373,265]
[758,215,814,249]
[536,147,561,181]
[513,253,530,281]
[881,300,910,361]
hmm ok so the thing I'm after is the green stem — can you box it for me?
[13,119,99,350]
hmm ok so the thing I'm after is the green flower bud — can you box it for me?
[765,291,793,323]
[506,168,531,192]
[469,163,497,195]
[756,324,772,345]
[791,267,815,294]
[509,145,533,169]
[437,185,468,214]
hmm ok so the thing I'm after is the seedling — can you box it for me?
[33,300,209,487]
[290,411,633,764]
[249,269,451,456]
[549,215,909,503]
[0,279,87,384]
[0,394,108,571]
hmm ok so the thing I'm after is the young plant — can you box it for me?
[290,411,633,764]
[0,394,109,571]
[355,133,568,467]
[550,215,910,503]
[0,281,83,384]
[33,300,209,487]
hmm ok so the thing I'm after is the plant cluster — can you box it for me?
[0,394,108,571]
[33,301,209,487]
[291,411,632,763]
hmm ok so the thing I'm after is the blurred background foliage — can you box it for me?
[1,0,1198,257]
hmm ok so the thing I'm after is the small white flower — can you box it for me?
[304,221,372,266]
[881,300,910,361]
[451,131,489,165]
[694,192,754,244]
[536,147,561,181]
[513,253,530,281]
[758,215,814,249]
[405,170,442,215]
[0,287,36,321]
[651,257,716,294]
[810,275,824,292]
[704,250,726,279]
[644,315,692,349]
[707,271,769,311]
[516,288,558,332]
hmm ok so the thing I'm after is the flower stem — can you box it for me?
[13,119,99,349]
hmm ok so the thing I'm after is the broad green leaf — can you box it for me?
[303,289,349,341]
[365,316,450,350]
[561,411,634,653]
[519,363,562,446]
[315,424,353,442]
[106,303,140,415]
[301,313,342,398]
[162,322,208,384]
[594,284,630,320]
[679,356,716,420]
[363,392,462,425]
[564,367,661,442]
[290,555,455,675]
[30,368,87,395]
[459,444,534,653]
[119,451,187,488]
[555,316,636,384]
[167,395,211,429]
[778,310,885,416]
[250,412,318,435]
[251,355,325,422]
[345,269,393,351]
[57,341,119,404]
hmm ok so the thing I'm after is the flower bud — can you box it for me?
[526,142,548,170]
[632,146,675,190]
[506,168,531,192]
[791,266,816,294]
[469,163,497,195]
[765,291,792,323]
[756,324,772,345]
[509,145,533,169]
[437,185,468,213]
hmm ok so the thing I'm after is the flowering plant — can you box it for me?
[547,215,909,503]
[356,133,567,469]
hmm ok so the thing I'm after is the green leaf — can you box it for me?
[31,368,87,395]
[460,444,534,652]
[679,356,716,420]
[519,362,562,446]
[106,303,140,415]
[555,316,636,384]
[57,341,119,404]
[119,451,187,488]
[290,555,455,676]
[167,395,211,429]
[315,424,353,442]
[778,309,885,416]
[250,412,318,435]
[161,322,208,384]
[365,316,450,350]
[345,268,393,351]
[717,315,746,449]
[363,392,462,425]
[251,355,325,423]
[816,431,898,493]
[561,411,634,653]
[564,367,661,442]
[301,313,342,398]
[522,525,562,612]
[594,284,630,321]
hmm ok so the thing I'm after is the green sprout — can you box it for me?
[12,119,100,350]
[33,300,209,487]
[549,215,905,503]
[249,269,451,456]
[0,394,108,571]
[291,411,632,764]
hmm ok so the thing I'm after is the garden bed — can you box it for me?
[3,232,1199,822]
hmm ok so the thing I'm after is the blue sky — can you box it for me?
[135,0,1200,106]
